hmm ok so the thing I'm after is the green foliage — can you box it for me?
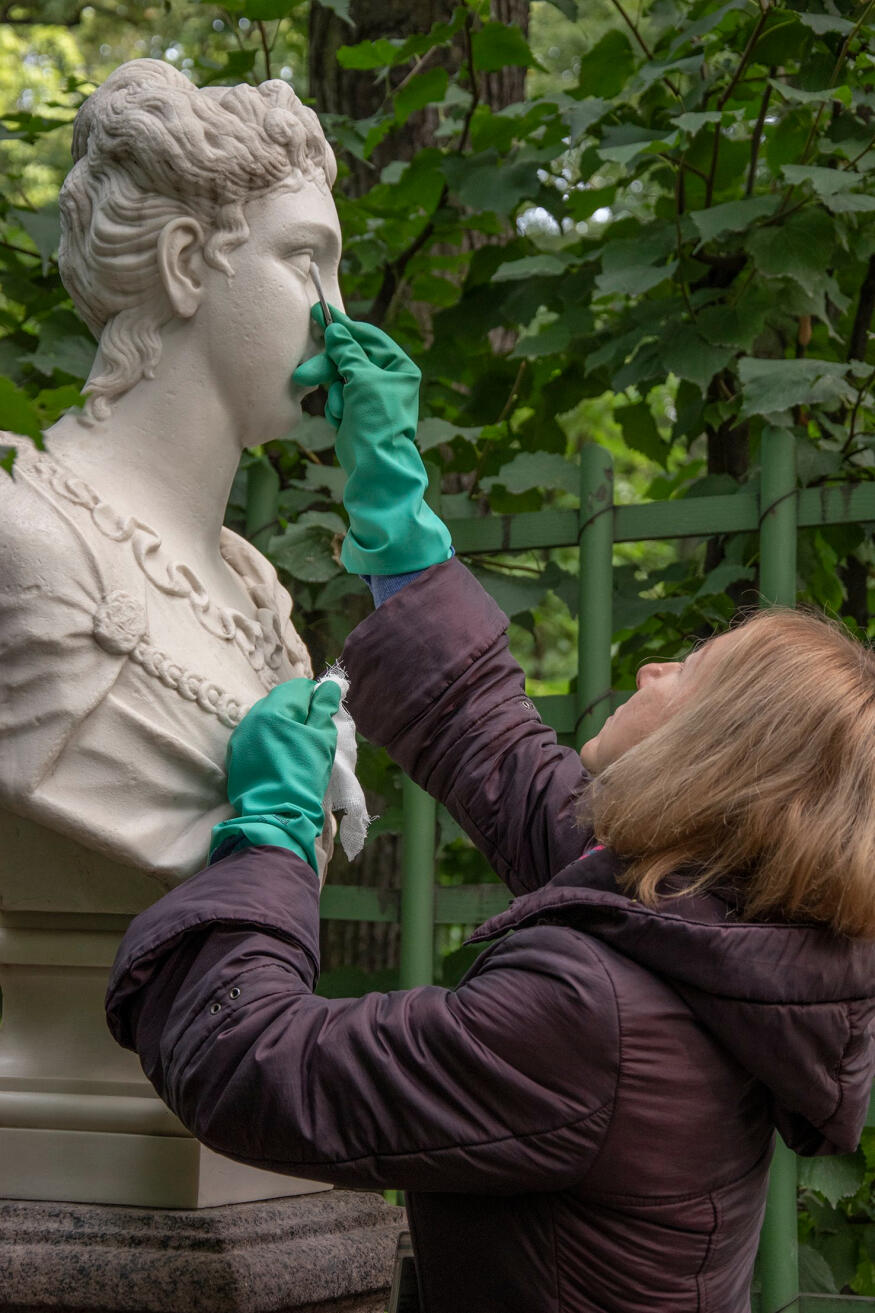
[799,1131,875,1295]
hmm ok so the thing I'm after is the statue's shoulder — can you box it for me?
[0,436,105,599]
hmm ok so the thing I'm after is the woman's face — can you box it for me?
[578,632,731,774]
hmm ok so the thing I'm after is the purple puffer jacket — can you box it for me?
[106,558,875,1313]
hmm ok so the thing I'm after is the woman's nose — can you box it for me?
[636,661,676,690]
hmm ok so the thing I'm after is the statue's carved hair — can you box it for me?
[58,59,336,421]
[586,608,875,938]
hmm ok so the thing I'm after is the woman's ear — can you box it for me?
[157,217,206,319]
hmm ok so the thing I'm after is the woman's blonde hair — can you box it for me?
[588,609,875,938]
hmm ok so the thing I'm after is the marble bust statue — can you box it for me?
[0,58,344,887]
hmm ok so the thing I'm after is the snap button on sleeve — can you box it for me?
[229,987,241,1000]
[209,1002,222,1015]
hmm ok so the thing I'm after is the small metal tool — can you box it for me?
[310,261,332,326]
[310,261,348,384]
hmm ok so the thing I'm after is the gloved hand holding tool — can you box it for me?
[292,288,452,577]
[210,676,341,872]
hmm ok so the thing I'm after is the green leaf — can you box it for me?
[416,417,481,452]
[798,1245,839,1295]
[618,403,669,467]
[34,384,85,425]
[312,0,353,24]
[241,0,301,18]
[510,317,575,359]
[441,150,538,216]
[824,191,875,214]
[613,591,688,632]
[394,67,448,125]
[695,562,754,599]
[1,443,16,474]
[690,195,779,243]
[293,460,347,499]
[9,204,59,276]
[541,0,577,17]
[471,565,555,618]
[781,164,861,198]
[595,261,678,297]
[337,38,399,70]
[194,48,257,85]
[820,1226,864,1294]
[268,514,343,582]
[697,299,770,353]
[558,96,609,143]
[659,325,735,392]
[471,22,537,73]
[635,54,703,90]
[598,124,671,167]
[753,12,809,65]
[291,415,338,452]
[575,30,635,99]
[798,1152,867,1207]
[671,111,723,135]
[492,253,569,282]
[797,12,856,36]
[666,0,748,57]
[738,358,853,420]
[0,377,44,444]
[22,310,96,381]
[747,207,835,297]
[481,451,578,497]
[769,79,848,106]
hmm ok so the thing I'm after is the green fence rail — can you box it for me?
[312,438,875,1310]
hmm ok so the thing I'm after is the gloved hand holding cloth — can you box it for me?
[293,304,453,577]
[210,676,341,873]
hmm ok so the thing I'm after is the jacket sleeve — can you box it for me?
[106,845,618,1194]
[342,556,592,896]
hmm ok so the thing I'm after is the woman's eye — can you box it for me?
[286,251,312,275]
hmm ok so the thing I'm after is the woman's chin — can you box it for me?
[578,735,601,775]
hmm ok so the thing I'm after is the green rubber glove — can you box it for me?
[293,305,453,576]
[210,677,341,872]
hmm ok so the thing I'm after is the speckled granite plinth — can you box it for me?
[0,1190,407,1313]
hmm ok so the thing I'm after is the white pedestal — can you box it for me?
[0,809,330,1208]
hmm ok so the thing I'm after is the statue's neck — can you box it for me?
[43,369,244,574]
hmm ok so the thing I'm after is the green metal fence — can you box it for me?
[312,435,875,1311]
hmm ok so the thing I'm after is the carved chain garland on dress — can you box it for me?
[19,446,289,727]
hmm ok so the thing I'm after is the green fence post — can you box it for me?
[758,426,799,1313]
[399,777,436,989]
[759,427,797,608]
[577,445,615,749]
[758,1139,800,1313]
[246,455,280,555]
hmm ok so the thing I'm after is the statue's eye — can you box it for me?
[286,249,313,275]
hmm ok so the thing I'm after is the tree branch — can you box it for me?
[607,0,680,98]
[847,252,875,363]
[367,12,481,325]
[257,21,272,80]
[745,75,773,197]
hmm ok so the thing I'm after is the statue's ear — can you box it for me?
[157,218,206,319]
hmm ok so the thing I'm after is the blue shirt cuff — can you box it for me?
[363,550,455,607]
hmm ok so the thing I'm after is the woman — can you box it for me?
[106,308,875,1313]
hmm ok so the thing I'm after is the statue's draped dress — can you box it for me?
[0,437,318,886]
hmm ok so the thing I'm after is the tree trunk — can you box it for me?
[308,0,529,196]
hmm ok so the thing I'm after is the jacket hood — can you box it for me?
[468,846,875,1155]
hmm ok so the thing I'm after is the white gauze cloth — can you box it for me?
[316,661,372,862]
